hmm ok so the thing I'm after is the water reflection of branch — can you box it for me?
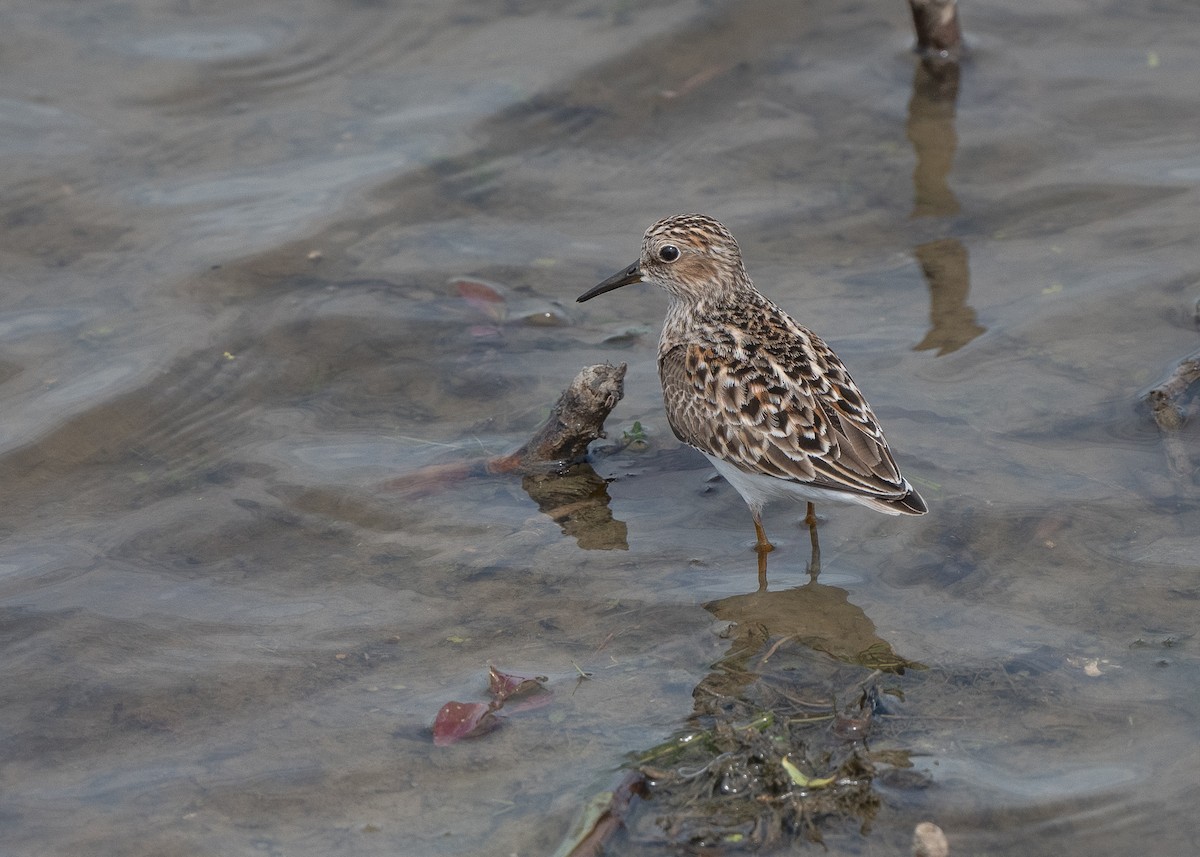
[913,238,984,356]
[521,462,628,550]
[906,61,960,219]
[904,2,984,358]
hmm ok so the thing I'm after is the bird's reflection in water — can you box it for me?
[624,552,924,850]
[702,549,924,703]
[757,510,822,587]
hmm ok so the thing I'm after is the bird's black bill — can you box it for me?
[576,262,642,302]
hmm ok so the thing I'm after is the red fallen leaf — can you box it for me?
[432,701,499,746]
[453,278,507,322]
[488,664,549,703]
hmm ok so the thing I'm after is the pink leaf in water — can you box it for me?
[503,689,554,715]
[487,664,549,703]
[431,701,499,746]
[453,278,507,322]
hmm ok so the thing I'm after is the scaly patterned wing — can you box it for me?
[659,334,910,501]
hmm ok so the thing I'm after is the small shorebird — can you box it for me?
[577,214,925,573]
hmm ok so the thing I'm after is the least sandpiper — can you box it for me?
[577,214,925,565]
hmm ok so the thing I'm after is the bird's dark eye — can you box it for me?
[658,244,680,262]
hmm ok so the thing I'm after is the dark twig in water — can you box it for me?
[907,0,964,62]
[550,770,648,857]
[489,362,626,471]
[382,363,626,504]
[1146,355,1200,431]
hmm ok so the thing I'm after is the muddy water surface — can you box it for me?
[2,1,1199,855]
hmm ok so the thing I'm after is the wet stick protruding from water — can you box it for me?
[383,363,626,496]
[486,363,630,548]
[1146,353,1200,478]
[489,362,627,472]
[907,0,963,62]
[1146,354,1200,432]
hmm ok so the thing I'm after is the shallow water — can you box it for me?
[3,1,1200,855]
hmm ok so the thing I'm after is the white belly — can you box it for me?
[704,454,907,516]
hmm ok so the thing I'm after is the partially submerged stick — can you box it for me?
[490,362,627,472]
[384,363,626,495]
[1147,355,1200,431]
[907,0,964,62]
